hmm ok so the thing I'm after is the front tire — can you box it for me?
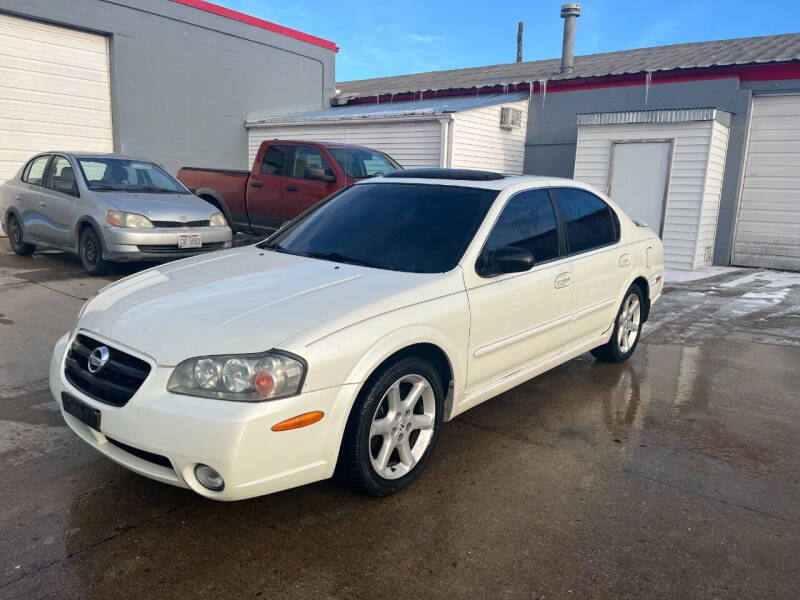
[337,357,445,496]
[6,215,35,256]
[79,226,112,276]
[591,284,644,363]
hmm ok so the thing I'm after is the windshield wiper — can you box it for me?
[259,241,290,253]
[129,186,179,194]
[300,251,388,270]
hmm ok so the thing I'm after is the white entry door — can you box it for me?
[608,141,672,236]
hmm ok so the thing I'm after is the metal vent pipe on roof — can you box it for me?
[517,22,524,62]
[560,3,580,74]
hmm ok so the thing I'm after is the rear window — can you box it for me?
[23,156,50,186]
[554,188,618,254]
[260,145,291,175]
[263,183,497,273]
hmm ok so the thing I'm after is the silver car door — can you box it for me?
[41,155,80,247]
[18,154,52,243]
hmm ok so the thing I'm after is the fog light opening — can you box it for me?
[195,463,225,491]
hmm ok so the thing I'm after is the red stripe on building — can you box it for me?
[171,0,338,52]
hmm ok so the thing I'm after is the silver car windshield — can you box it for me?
[77,158,189,194]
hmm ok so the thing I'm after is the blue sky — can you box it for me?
[227,0,800,82]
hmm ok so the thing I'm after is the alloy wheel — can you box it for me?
[617,293,641,353]
[369,374,436,480]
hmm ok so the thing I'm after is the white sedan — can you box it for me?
[49,169,664,500]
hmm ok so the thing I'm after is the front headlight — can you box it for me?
[209,212,227,227]
[106,210,154,228]
[167,351,305,401]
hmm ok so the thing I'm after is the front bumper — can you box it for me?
[100,225,233,262]
[50,333,358,500]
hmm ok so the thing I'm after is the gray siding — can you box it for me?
[523,77,800,265]
[0,0,335,173]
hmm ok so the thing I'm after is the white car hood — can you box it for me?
[76,246,457,365]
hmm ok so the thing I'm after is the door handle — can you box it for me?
[250,181,262,188]
[14,194,21,201]
[618,253,631,267]
[39,201,47,208]
[554,272,571,288]
[285,186,299,192]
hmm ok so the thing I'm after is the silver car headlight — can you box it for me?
[106,210,154,228]
[209,212,227,227]
[167,351,305,401]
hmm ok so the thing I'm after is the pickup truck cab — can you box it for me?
[177,141,401,234]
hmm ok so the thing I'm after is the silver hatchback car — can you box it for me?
[0,152,232,274]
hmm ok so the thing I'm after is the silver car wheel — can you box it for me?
[369,374,436,480]
[617,293,641,353]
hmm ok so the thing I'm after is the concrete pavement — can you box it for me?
[1,240,798,599]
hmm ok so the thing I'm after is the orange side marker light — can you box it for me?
[271,411,324,432]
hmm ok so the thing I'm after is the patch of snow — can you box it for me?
[741,289,790,303]
[721,270,800,289]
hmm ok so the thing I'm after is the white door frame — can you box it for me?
[606,138,674,238]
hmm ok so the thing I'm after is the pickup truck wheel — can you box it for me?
[591,284,644,363]
[79,227,112,276]
[7,215,36,256]
[337,357,444,496]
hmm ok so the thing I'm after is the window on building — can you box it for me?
[554,187,618,254]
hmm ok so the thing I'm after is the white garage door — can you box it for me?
[733,94,800,270]
[0,13,113,183]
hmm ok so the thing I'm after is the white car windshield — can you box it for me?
[78,158,189,194]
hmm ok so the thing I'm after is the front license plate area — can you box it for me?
[62,392,101,431]
[178,234,202,249]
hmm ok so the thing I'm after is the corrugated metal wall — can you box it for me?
[732,93,800,271]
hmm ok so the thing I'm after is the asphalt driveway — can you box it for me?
[1,241,798,599]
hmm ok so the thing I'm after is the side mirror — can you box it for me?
[304,167,336,183]
[487,246,534,275]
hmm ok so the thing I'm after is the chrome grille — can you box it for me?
[64,335,150,407]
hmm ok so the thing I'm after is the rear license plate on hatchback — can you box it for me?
[62,392,101,431]
[177,234,202,249]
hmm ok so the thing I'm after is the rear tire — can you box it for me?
[591,284,644,363]
[336,357,444,496]
[79,226,112,276]
[6,214,35,256]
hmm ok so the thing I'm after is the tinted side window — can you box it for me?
[260,145,291,175]
[478,189,559,275]
[24,156,50,186]
[292,146,335,180]
[555,188,618,254]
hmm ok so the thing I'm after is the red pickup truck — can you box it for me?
[177,140,402,234]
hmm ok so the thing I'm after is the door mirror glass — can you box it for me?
[304,166,336,182]
[489,246,534,274]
